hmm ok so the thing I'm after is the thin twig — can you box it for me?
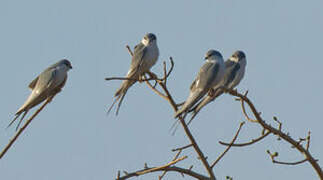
[219,131,271,147]
[266,150,308,165]
[105,77,156,82]
[118,166,209,180]
[138,156,187,175]
[172,144,193,152]
[273,116,282,131]
[0,95,56,159]
[306,131,311,151]
[144,74,168,100]
[211,122,245,168]
[273,159,308,165]
[240,92,258,123]
[126,45,134,56]
[116,156,211,180]
[159,149,183,179]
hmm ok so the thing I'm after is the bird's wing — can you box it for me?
[225,60,236,69]
[126,43,147,78]
[223,62,240,87]
[28,61,62,90]
[28,76,39,90]
[189,79,197,91]
[195,62,220,90]
[185,62,220,109]
[34,66,64,97]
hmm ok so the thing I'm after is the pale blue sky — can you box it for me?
[1,0,323,179]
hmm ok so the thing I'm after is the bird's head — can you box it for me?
[60,59,73,70]
[204,49,223,61]
[230,50,246,63]
[141,33,157,46]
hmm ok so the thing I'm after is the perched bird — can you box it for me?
[174,50,225,119]
[108,33,159,115]
[8,59,72,130]
[188,50,247,124]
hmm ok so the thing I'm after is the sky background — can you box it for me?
[0,0,323,179]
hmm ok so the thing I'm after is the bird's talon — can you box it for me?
[208,88,215,97]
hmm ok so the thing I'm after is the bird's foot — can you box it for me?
[208,88,215,97]
[138,75,144,83]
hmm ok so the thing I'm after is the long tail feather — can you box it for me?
[108,80,134,116]
[187,110,199,126]
[115,92,127,116]
[15,111,28,131]
[7,114,21,129]
[7,110,29,130]
[107,95,121,115]
[170,112,188,135]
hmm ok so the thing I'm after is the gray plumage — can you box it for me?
[108,33,159,115]
[174,50,225,119]
[8,59,72,130]
[188,50,247,123]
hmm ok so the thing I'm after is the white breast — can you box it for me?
[53,65,68,88]
[143,43,159,72]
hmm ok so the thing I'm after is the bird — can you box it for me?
[188,50,247,124]
[8,59,72,130]
[108,33,159,115]
[174,49,225,119]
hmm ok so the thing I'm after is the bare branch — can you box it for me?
[224,88,323,179]
[159,148,185,179]
[239,91,258,123]
[219,131,271,147]
[211,122,245,168]
[116,156,210,180]
[105,76,156,81]
[144,74,168,100]
[138,156,187,175]
[164,57,174,82]
[306,131,311,151]
[172,144,193,152]
[266,150,308,165]
[0,95,56,159]
[273,116,282,131]
[126,45,133,56]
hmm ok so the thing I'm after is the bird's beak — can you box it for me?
[69,65,73,69]
[204,56,208,60]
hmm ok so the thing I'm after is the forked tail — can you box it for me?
[107,80,134,115]
[7,110,29,131]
